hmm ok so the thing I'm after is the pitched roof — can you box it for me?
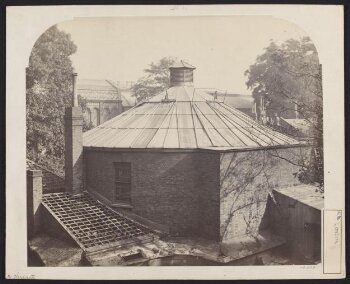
[83,85,300,150]
[170,60,196,69]
[77,79,119,101]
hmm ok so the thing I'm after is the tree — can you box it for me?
[26,25,77,175]
[244,37,323,190]
[132,57,176,102]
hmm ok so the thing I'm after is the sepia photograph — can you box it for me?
[25,15,324,267]
[6,4,345,280]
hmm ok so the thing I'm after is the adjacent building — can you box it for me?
[77,79,135,127]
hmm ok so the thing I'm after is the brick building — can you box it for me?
[77,78,135,127]
[82,61,310,242]
[28,61,322,265]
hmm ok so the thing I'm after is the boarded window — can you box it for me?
[114,162,131,203]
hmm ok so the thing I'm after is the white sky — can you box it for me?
[58,16,308,94]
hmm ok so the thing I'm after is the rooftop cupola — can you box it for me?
[169,60,196,87]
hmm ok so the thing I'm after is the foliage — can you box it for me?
[78,95,94,132]
[26,25,77,174]
[132,57,176,102]
[244,37,323,189]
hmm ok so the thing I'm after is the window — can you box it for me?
[114,162,131,203]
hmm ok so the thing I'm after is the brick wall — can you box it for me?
[84,150,221,239]
[219,147,309,242]
[27,160,65,194]
[197,153,221,241]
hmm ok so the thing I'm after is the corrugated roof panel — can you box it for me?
[89,128,119,147]
[176,102,192,114]
[205,114,229,129]
[212,102,235,117]
[216,128,246,147]
[144,114,167,128]
[153,103,173,114]
[221,115,264,146]
[83,125,105,141]
[84,127,115,147]
[100,129,130,148]
[147,129,168,148]
[217,102,292,144]
[195,102,217,114]
[134,103,158,114]
[229,126,260,146]
[234,123,275,146]
[160,113,172,129]
[192,114,202,129]
[169,114,178,129]
[125,114,147,128]
[177,114,193,129]
[195,128,213,147]
[83,85,301,150]
[178,128,197,148]
[193,89,213,101]
[196,114,214,129]
[131,129,158,148]
[163,129,179,148]
[114,129,143,148]
[206,128,230,147]
[98,112,131,129]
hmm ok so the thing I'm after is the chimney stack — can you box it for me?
[169,60,196,87]
[73,73,78,106]
[65,73,83,195]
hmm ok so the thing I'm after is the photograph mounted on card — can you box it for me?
[6,4,345,280]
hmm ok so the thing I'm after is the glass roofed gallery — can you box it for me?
[80,61,310,243]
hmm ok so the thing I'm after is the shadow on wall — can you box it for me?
[219,147,314,240]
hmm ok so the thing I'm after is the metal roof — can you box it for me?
[170,60,196,69]
[200,89,254,109]
[83,85,300,150]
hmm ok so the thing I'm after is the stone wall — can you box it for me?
[219,147,309,242]
[84,150,221,239]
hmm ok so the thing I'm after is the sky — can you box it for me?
[57,16,309,95]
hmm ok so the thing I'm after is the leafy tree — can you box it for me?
[132,57,176,102]
[244,37,323,190]
[26,25,77,175]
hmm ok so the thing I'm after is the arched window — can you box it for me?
[91,107,100,126]
[86,108,91,123]
[104,107,111,122]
